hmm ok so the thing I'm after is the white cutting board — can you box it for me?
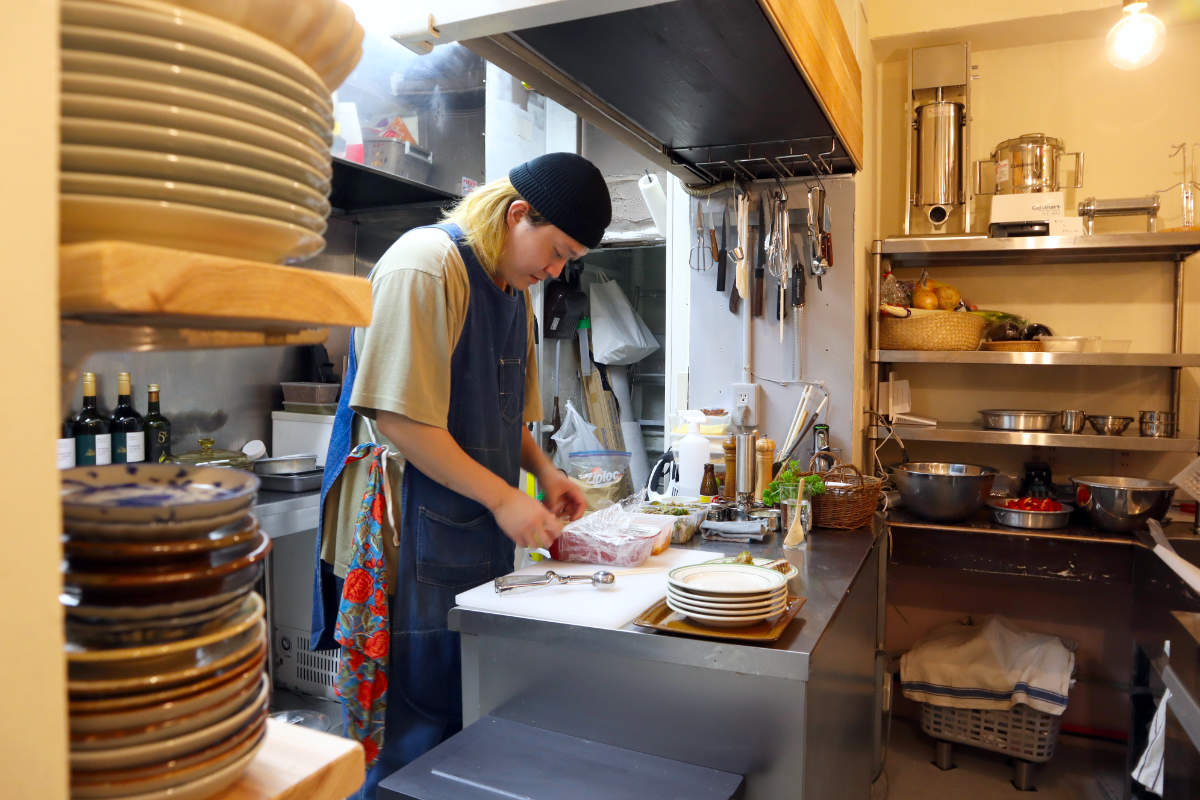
[455,547,722,630]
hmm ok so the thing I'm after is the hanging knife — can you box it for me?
[716,204,728,292]
[753,194,766,317]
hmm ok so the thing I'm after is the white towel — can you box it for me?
[1131,688,1170,796]
[900,616,1075,716]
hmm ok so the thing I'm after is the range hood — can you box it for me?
[395,0,862,185]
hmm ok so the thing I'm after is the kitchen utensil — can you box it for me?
[715,204,728,291]
[974,133,1083,195]
[493,569,616,593]
[1139,410,1177,438]
[1086,415,1133,436]
[979,409,1060,431]
[1060,409,1087,434]
[1071,475,1175,532]
[689,204,713,271]
[252,453,317,475]
[889,462,998,522]
[988,500,1073,530]
[752,194,766,316]
[732,190,749,311]
[808,184,828,290]
[1139,519,1200,596]
[1078,195,1159,234]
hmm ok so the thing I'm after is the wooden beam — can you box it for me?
[757,0,864,171]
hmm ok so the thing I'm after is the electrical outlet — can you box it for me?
[731,382,759,427]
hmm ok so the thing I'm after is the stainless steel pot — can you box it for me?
[1071,475,1175,532]
[979,409,1059,431]
[890,462,998,522]
[988,501,1073,530]
[1139,410,1178,438]
[975,133,1083,195]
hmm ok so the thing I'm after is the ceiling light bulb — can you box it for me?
[1106,1,1166,70]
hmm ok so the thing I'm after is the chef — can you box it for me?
[313,153,611,796]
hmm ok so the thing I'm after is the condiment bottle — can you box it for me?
[755,438,775,503]
[699,463,719,499]
[722,435,738,500]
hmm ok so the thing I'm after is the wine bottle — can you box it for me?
[144,383,172,464]
[74,372,111,466]
[110,371,145,464]
[58,417,75,469]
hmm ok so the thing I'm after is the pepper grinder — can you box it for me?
[722,435,738,500]
[755,438,775,503]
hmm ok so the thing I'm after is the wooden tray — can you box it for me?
[632,595,806,643]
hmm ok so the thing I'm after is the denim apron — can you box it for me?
[314,222,524,796]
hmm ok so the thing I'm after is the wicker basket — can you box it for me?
[799,458,882,530]
[921,702,1063,763]
[879,311,986,351]
[981,340,1043,352]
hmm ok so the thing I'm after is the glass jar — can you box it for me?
[782,482,811,549]
[167,438,253,470]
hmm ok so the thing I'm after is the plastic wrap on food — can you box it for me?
[634,499,710,543]
[548,497,659,567]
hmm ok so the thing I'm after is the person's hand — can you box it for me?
[491,488,563,549]
[540,469,587,522]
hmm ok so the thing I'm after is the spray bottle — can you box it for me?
[674,410,709,498]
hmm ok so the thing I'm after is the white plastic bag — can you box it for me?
[590,279,659,365]
[550,400,605,472]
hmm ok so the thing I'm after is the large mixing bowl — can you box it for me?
[890,462,998,522]
[1070,475,1175,532]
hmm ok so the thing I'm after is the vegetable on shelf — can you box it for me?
[1004,497,1064,512]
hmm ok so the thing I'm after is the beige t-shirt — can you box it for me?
[320,227,542,582]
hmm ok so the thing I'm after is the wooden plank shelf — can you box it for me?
[218,719,363,800]
[60,241,372,332]
[872,350,1200,367]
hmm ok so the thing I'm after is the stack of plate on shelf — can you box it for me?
[61,463,272,800]
[665,563,790,629]
[58,0,361,264]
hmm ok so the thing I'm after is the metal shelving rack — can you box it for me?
[869,232,1200,543]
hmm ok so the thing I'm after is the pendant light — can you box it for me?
[1105,0,1166,70]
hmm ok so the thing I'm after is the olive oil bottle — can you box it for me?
[74,372,111,466]
[144,383,171,464]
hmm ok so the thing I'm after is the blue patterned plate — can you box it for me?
[61,464,259,525]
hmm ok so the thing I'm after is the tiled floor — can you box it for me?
[876,717,1129,800]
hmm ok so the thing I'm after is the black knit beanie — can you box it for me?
[509,153,612,249]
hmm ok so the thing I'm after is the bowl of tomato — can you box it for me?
[988,496,1073,529]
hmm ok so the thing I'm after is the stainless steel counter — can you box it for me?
[450,520,885,800]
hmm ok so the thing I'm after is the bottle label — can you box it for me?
[149,429,170,463]
[125,431,145,463]
[57,438,75,469]
[76,434,112,466]
[112,432,127,463]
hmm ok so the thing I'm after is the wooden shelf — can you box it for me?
[873,231,1200,267]
[872,350,1200,367]
[60,241,372,332]
[870,422,1200,452]
[218,719,363,800]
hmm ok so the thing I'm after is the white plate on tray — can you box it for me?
[703,555,798,581]
[667,563,787,595]
[666,586,786,611]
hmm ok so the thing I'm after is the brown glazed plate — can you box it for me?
[65,525,263,575]
[69,642,265,712]
[64,585,252,622]
[66,592,249,654]
[61,463,259,525]
[62,515,259,560]
[64,505,254,540]
[62,530,270,604]
[70,714,267,798]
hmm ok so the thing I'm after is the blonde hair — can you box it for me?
[441,177,546,275]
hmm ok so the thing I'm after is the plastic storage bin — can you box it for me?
[280,382,340,404]
[921,702,1064,790]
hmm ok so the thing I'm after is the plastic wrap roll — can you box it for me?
[638,173,667,235]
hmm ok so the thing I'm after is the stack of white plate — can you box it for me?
[666,563,789,629]
[60,0,342,263]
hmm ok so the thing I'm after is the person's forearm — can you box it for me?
[375,411,514,512]
[520,426,558,483]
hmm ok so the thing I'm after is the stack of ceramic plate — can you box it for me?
[163,0,364,91]
[61,464,271,799]
[666,563,789,629]
[59,0,339,263]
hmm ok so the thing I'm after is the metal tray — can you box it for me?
[979,409,1060,431]
[987,501,1074,530]
[257,469,324,493]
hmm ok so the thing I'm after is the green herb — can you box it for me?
[762,463,826,506]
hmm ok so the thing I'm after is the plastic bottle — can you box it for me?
[674,410,709,497]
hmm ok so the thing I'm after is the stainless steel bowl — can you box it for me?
[1059,409,1087,434]
[988,501,1073,530]
[979,409,1060,431]
[1086,415,1133,436]
[889,462,998,522]
[1139,410,1177,438]
[1070,475,1175,532]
